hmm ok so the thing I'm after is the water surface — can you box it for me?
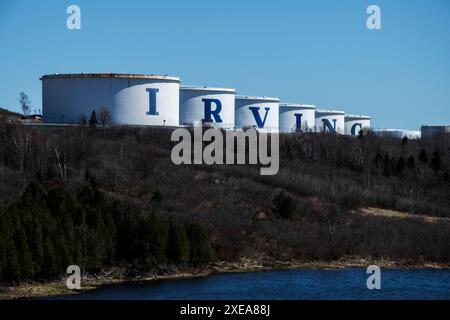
[50,268,450,300]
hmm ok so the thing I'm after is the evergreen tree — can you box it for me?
[4,241,21,283]
[382,153,391,176]
[407,156,416,171]
[396,156,406,176]
[358,129,365,139]
[77,171,115,269]
[0,208,7,280]
[143,214,167,265]
[431,149,442,174]
[42,238,60,278]
[272,189,296,219]
[373,153,383,174]
[89,110,98,127]
[389,157,398,176]
[165,221,190,263]
[187,223,213,264]
[0,238,5,280]
[418,149,428,163]
[401,136,408,147]
[151,189,162,202]
[15,225,34,279]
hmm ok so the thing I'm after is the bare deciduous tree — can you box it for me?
[98,107,112,126]
[19,92,32,116]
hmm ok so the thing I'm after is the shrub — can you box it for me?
[272,189,296,219]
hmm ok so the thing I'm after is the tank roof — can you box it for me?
[40,73,180,82]
[180,85,236,93]
[345,114,371,120]
[421,125,450,128]
[316,109,345,115]
[371,129,420,133]
[235,95,279,102]
[279,103,316,109]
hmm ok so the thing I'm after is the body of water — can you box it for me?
[50,268,450,300]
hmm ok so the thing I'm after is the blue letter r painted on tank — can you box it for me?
[203,99,223,123]
[146,88,159,115]
[249,107,270,128]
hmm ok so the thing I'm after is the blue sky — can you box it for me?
[1,0,449,129]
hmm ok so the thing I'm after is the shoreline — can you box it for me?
[1,258,449,300]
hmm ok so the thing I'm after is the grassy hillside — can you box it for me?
[0,120,449,283]
[0,107,21,119]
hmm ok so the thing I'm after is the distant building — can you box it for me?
[421,125,450,138]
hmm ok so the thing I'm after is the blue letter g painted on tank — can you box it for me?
[249,107,270,128]
[203,99,223,123]
[294,113,303,132]
[146,88,159,115]
[351,123,362,136]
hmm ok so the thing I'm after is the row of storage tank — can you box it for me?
[42,73,371,135]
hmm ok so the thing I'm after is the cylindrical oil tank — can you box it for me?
[315,109,345,134]
[179,86,236,129]
[41,73,180,126]
[421,125,450,138]
[344,114,371,136]
[371,129,421,139]
[235,96,279,132]
[279,103,316,133]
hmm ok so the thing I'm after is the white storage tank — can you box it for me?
[41,73,180,126]
[345,114,371,136]
[371,129,421,139]
[315,109,345,134]
[279,103,316,133]
[179,86,236,129]
[235,96,279,132]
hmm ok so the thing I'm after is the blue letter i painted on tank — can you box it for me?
[322,119,337,132]
[146,88,159,115]
[249,107,270,128]
[203,99,223,123]
[294,113,303,132]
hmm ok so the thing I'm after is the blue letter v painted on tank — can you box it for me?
[249,107,270,128]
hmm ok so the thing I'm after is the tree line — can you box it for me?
[0,171,212,284]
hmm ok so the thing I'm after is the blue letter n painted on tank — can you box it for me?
[202,99,222,123]
[146,88,159,115]
[294,113,303,132]
[249,107,270,128]
[322,119,337,133]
